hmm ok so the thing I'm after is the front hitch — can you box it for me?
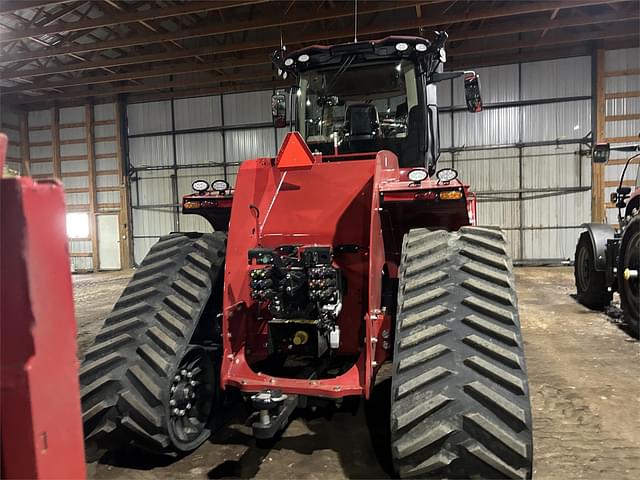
[250,389,298,440]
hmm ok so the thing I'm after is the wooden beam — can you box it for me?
[605,135,640,143]
[450,22,639,58]
[51,106,61,179]
[3,0,632,81]
[604,180,636,187]
[114,99,131,269]
[605,113,640,122]
[2,0,616,65]
[593,49,606,223]
[85,102,99,271]
[605,68,640,77]
[0,1,268,43]
[605,90,640,99]
[9,70,278,104]
[1,57,270,93]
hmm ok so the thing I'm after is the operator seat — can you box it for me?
[400,106,426,167]
[345,103,381,153]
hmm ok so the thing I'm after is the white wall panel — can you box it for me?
[453,107,519,146]
[60,143,88,157]
[30,145,52,158]
[127,101,172,134]
[437,80,452,107]
[61,159,88,172]
[439,113,452,149]
[521,100,590,143]
[97,157,119,171]
[96,174,120,187]
[522,57,590,100]
[223,90,272,125]
[605,47,640,71]
[30,162,53,175]
[606,97,640,116]
[63,176,89,189]
[174,96,222,129]
[225,127,275,163]
[95,103,116,121]
[95,140,117,155]
[134,237,160,265]
[129,135,173,167]
[605,75,640,95]
[59,126,85,140]
[95,124,116,137]
[176,132,224,165]
[28,109,51,127]
[605,118,640,138]
[29,129,52,142]
[59,106,84,123]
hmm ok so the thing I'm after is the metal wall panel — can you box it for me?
[605,75,640,95]
[606,96,640,116]
[60,143,88,157]
[30,145,52,158]
[223,90,272,125]
[30,162,54,175]
[437,79,452,107]
[28,109,51,127]
[453,107,519,146]
[96,157,119,171]
[521,100,591,142]
[129,135,173,167]
[95,124,116,137]
[94,103,116,121]
[134,237,159,265]
[439,113,452,149]
[174,96,222,129]
[59,106,84,123]
[29,129,52,142]
[604,47,640,71]
[63,176,89,189]
[605,118,640,138]
[521,56,591,100]
[59,126,85,140]
[61,159,88,172]
[225,127,276,163]
[95,140,118,155]
[127,100,172,134]
[176,132,224,165]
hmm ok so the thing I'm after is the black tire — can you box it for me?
[391,227,533,479]
[618,215,639,338]
[574,231,612,309]
[80,232,226,457]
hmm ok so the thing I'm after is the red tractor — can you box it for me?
[80,33,533,479]
[575,143,640,337]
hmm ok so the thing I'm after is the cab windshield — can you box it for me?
[296,60,423,163]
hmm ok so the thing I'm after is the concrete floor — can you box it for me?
[73,267,640,480]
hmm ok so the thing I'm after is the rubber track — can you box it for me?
[79,232,226,454]
[391,227,533,479]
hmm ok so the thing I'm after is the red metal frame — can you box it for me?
[215,134,472,399]
[1,133,86,479]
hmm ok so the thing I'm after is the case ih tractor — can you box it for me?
[80,33,533,479]
[575,143,639,337]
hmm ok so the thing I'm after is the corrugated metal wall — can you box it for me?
[603,47,640,225]
[439,56,592,261]
[127,91,278,263]
[128,56,595,264]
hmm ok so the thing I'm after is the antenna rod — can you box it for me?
[354,0,358,42]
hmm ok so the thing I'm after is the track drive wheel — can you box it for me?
[574,231,612,309]
[391,227,533,479]
[618,215,639,337]
[80,232,226,457]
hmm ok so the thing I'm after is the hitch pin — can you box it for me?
[623,268,638,281]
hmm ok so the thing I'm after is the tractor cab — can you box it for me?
[272,34,482,172]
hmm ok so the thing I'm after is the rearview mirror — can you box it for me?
[271,93,286,128]
[464,72,482,113]
[592,142,610,163]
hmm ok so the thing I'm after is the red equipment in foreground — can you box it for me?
[80,34,532,479]
[0,133,86,479]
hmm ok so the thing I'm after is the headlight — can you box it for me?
[436,168,458,182]
[298,54,309,62]
[192,179,209,193]
[408,169,428,182]
[395,42,409,52]
[211,179,229,192]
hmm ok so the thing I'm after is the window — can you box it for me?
[66,212,89,239]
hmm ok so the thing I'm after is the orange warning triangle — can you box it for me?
[275,132,315,169]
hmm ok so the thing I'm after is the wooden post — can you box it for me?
[115,99,132,268]
[19,111,30,176]
[592,48,606,223]
[85,103,99,272]
[51,106,61,179]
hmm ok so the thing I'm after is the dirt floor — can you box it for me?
[73,267,640,480]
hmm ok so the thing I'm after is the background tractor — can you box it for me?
[80,33,533,479]
[575,143,640,337]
